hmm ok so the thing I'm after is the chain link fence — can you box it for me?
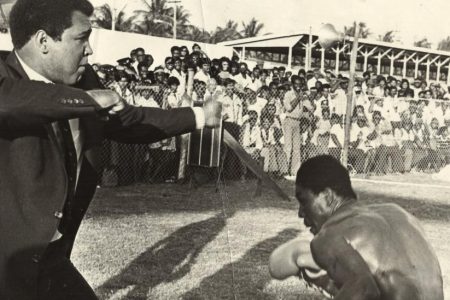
[99,84,450,187]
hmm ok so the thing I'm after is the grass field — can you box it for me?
[71,175,450,300]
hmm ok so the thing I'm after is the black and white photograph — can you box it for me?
[0,0,449,299]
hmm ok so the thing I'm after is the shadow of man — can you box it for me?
[181,228,323,300]
[95,212,228,299]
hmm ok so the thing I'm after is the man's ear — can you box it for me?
[323,188,335,206]
[34,30,50,54]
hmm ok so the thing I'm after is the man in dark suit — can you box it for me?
[0,0,221,299]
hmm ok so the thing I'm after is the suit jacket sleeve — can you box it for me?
[103,105,197,144]
[0,62,101,131]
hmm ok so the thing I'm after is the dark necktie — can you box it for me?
[56,120,78,233]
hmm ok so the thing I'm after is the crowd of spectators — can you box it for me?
[94,43,450,185]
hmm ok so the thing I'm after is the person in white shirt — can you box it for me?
[241,110,263,180]
[330,78,348,117]
[245,86,267,121]
[170,57,187,97]
[234,62,252,89]
[311,107,331,155]
[260,116,288,175]
[282,76,304,178]
[373,76,387,98]
[165,76,182,108]
[348,117,371,173]
[164,56,175,74]
[328,113,345,161]
[193,57,211,84]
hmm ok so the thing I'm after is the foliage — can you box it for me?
[437,36,450,51]
[377,30,396,43]
[90,2,265,43]
[343,22,371,39]
[414,38,432,49]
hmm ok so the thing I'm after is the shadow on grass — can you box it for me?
[88,180,449,223]
[181,228,322,300]
[95,213,229,299]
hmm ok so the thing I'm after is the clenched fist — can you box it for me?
[86,89,125,114]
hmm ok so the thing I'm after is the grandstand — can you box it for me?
[219,31,450,85]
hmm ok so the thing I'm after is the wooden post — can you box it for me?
[320,48,325,73]
[288,46,293,70]
[342,24,360,168]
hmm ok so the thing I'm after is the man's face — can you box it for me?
[174,60,182,71]
[180,48,188,57]
[172,49,180,58]
[414,80,421,88]
[296,186,330,235]
[225,83,234,96]
[272,69,279,78]
[45,11,93,85]
[390,88,397,97]
[202,63,210,73]
[139,70,148,79]
[118,77,128,90]
[136,51,145,63]
[193,45,201,52]
[293,79,302,92]
[248,114,257,127]
[165,61,174,71]
[240,65,247,74]
[253,68,260,77]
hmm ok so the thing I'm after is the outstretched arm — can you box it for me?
[269,235,320,280]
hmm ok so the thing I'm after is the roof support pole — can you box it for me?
[447,62,450,86]
[320,48,325,73]
[413,54,429,78]
[376,49,391,75]
[387,50,404,76]
[287,45,293,70]
[402,53,416,78]
[332,44,348,75]
[358,46,378,72]
[425,56,440,83]
[436,58,450,83]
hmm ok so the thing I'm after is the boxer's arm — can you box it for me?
[311,233,381,300]
[269,236,320,280]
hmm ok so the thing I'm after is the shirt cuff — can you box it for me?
[192,107,205,129]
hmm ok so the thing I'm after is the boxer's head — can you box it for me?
[295,155,356,235]
[10,0,94,85]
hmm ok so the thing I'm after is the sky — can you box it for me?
[3,0,449,47]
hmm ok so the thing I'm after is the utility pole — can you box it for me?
[168,0,181,39]
[342,22,360,167]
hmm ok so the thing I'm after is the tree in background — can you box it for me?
[241,18,265,38]
[90,2,266,44]
[343,22,371,39]
[378,30,396,43]
[209,20,244,43]
[437,36,450,51]
[414,38,432,49]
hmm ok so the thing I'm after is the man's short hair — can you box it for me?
[165,56,174,64]
[167,76,180,86]
[296,155,357,200]
[135,47,145,53]
[170,46,180,53]
[9,0,94,49]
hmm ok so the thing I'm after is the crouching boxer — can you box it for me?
[269,155,443,300]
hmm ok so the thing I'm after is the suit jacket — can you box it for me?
[0,53,197,299]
